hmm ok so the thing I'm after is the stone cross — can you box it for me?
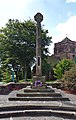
[32,13,45,88]
[34,13,43,76]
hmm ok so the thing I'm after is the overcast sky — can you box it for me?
[0,0,76,54]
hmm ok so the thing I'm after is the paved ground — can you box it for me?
[0,87,76,120]
[0,116,73,120]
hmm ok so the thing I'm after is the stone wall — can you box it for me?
[0,82,30,94]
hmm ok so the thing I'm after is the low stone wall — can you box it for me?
[0,82,30,95]
[0,83,12,94]
[0,82,62,95]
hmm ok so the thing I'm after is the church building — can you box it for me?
[54,37,76,59]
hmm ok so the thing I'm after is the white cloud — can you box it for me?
[0,0,35,27]
[66,10,72,17]
[66,0,76,3]
[56,15,76,41]
[49,15,76,54]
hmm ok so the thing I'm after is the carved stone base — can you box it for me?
[31,76,47,89]
[32,76,45,83]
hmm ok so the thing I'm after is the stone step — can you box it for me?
[0,109,76,119]
[9,96,70,101]
[24,88,55,92]
[0,105,76,112]
[17,92,62,97]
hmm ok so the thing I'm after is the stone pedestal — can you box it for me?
[32,76,46,89]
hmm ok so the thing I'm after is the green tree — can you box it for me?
[0,19,52,81]
[2,69,11,83]
[0,68,3,82]
[53,59,74,80]
[42,58,52,79]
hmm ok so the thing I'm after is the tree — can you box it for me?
[61,64,76,90]
[0,67,3,82]
[0,19,52,81]
[62,64,76,82]
[53,59,74,80]
[42,58,52,80]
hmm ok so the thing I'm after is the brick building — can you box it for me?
[54,37,76,59]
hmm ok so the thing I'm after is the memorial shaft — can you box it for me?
[36,22,42,76]
[34,13,43,76]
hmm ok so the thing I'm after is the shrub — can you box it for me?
[53,59,74,80]
[2,69,12,83]
[61,64,76,90]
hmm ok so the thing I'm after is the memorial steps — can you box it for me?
[0,86,76,119]
[0,109,76,119]
[9,86,69,101]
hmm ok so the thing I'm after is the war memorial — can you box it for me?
[0,13,76,120]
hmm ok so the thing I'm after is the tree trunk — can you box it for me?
[24,63,27,81]
[24,69,27,81]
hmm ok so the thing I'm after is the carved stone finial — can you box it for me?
[34,12,43,23]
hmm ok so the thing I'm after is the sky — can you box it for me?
[0,0,76,55]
